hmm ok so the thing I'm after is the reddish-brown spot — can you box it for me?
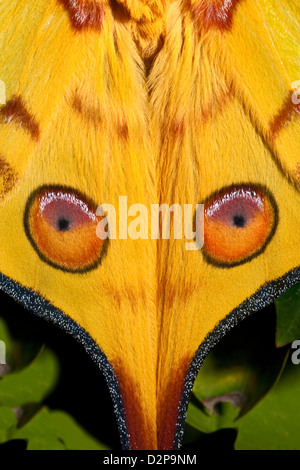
[117,119,129,140]
[58,0,105,31]
[72,93,102,126]
[112,360,157,450]
[103,283,147,312]
[201,82,233,122]
[157,355,193,450]
[269,92,300,141]
[0,156,17,197]
[169,84,233,140]
[192,0,242,32]
[165,281,199,309]
[110,0,131,23]
[170,119,185,139]
[0,96,40,140]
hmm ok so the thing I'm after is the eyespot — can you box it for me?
[24,186,107,272]
[202,185,278,267]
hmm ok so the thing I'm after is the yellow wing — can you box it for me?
[0,0,299,450]
[0,0,158,450]
[151,0,300,447]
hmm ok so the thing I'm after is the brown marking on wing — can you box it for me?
[103,283,147,312]
[112,359,157,450]
[58,0,105,31]
[169,84,233,140]
[191,0,242,32]
[117,119,129,140]
[0,96,40,140]
[0,156,17,198]
[110,0,165,22]
[269,92,300,141]
[110,0,131,22]
[157,355,193,450]
[72,93,103,126]
[73,94,130,139]
[165,280,200,309]
[200,82,233,123]
[170,119,186,140]
[114,355,194,449]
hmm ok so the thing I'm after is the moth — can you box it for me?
[0,0,299,450]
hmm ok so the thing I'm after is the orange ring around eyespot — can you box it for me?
[24,186,107,273]
[202,185,278,267]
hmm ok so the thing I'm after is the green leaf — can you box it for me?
[13,407,109,450]
[0,407,17,444]
[275,282,300,347]
[186,307,288,436]
[13,407,65,450]
[50,411,110,450]
[186,401,240,434]
[0,347,59,407]
[0,314,110,450]
[235,361,300,450]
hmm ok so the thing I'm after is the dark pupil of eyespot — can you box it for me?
[57,217,71,231]
[232,214,246,228]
